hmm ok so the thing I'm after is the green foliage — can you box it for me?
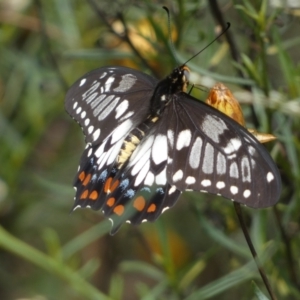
[0,0,299,299]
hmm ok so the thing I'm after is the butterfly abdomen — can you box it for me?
[116,114,160,169]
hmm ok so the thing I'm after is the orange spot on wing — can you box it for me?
[104,177,119,194]
[82,173,92,186]
[107,197,115,207]
[147,203,156,213]
[80,190,89,199]
[79,171,85,182]
[89,190,98,200]
[113,205,124,216]
[110,179,119,192]
[104,177,113,193]
[133,196,146,211]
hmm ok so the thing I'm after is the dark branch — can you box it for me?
[234,203,278,300]
[86,0,160,78]
[35,0,69,91]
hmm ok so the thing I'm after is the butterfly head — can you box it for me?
[150,65,190,114]
[169,65,190,93]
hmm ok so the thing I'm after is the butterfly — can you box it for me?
[65,64,281,234]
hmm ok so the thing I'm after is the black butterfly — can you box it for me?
[65,64,281,234]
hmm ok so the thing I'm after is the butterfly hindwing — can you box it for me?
[73,127,181,232]
[98,131,181,229]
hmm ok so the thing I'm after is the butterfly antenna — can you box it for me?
[183,22,231,65]
[162,6,179,65]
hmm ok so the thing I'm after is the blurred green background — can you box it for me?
[0,0,299,299]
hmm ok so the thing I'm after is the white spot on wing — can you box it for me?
[185,176,196,185]
[230,186,238,195]
[99,139,123,169]
[104,76,115,92]
[79,78,86,86]
[90,95,104,109]
[99,72,107,79]
[216,152,226,174]
[243,189,251,198]
[167,130,174,148]
[162,207,169,213]
[120,111,134,121]
[202,143,214,174]
[216,181,225,189]
[87,92,100,105]
[111,119,133,144]
[131,148,151,176]
[201,115,227,143]
[267,172,274,182]
[156,168,167,185]
[73,101,78,109]
[81,111,86,119]
[201,179,211,187]
[129,135,154,167]
[167,156,173,164]
[176,129,192,150]
[241,156,251,182]
[113,74,137,92]
[93,95,114,116]
[135,161,150,186]
[224,138,242,154]
[173,169,183,182]
[144,172,154,186]
[115,100,129,119]
[152,135,168,165]
[88,125,94,134]
[168,185,177,195]
[83,82,100,99]
[76,106,82,114]
[98,97,120,121]
[73,205,81,211]
[229,162,239,178]
[92,128,101,141]
[84,118,90,126]
[87,147,93,157]
[248,145,256,156]
[189,137,202,169]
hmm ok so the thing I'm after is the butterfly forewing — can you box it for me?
[65,66,158,145]
[163,92,281,208]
